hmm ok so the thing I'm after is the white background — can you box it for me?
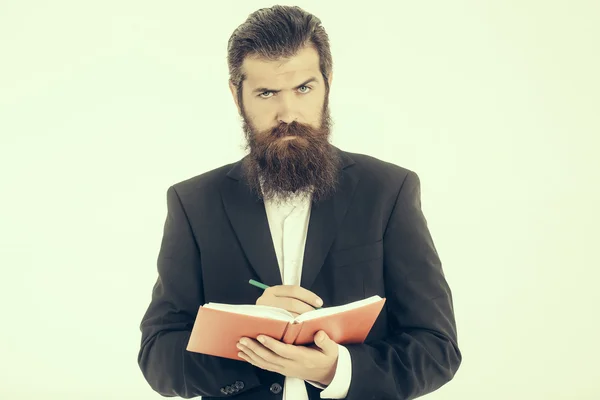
[1,1,599,399]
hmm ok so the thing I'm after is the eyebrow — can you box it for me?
[252,77,319,94]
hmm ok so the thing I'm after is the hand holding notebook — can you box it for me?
[186,280,386,360]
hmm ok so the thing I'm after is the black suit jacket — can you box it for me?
[138,148,461,399]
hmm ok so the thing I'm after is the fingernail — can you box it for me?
[258,336,265,343]
[315,297,323,307]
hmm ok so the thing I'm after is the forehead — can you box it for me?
[242,45,321,88]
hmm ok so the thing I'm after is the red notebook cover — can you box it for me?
[186,297,386,361]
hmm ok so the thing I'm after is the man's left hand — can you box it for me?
[237,330,339,386]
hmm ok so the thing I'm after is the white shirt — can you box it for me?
[263,190,352,399]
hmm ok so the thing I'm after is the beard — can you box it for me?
[240,98,341,204]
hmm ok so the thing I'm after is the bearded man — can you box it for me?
[138,5,461,400]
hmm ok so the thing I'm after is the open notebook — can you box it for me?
[186,295,386,361]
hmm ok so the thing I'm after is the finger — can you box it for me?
[257,294,314,315]
[237,340,284,371]
[238,349,281,373]
[239,338,288,364]
[257,335,298,359]
[267,285,323,308]
[280,297,317,315]
[313,330,338,355]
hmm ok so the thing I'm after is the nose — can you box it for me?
[276,94,298,124]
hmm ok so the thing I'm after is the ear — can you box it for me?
[328,72,333,87]
[229,80,242,116]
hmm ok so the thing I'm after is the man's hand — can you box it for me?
[237,330,339,386]
[256,285,323,317]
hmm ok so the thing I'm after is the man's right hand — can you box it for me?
[256,285,323,317]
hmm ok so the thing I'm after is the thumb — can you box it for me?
[314,330,336,353]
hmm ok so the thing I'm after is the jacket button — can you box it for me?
[270,383,282,394]
[234,381,244,389]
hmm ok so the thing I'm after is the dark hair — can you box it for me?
[227,5,332,94]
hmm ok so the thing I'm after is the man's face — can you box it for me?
[230,45,340,203]
[234,45,328,137]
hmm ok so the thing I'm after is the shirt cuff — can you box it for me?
[306,344,352,399]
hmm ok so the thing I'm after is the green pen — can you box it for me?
[248,279,270,290]
[248,279,322,309]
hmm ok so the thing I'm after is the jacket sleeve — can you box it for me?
[344,170,462,400]
[137,186,261,398]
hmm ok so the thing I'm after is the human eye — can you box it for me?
[258,91,273,99]
[298,85,312,94]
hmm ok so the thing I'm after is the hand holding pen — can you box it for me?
[249,279,323,316]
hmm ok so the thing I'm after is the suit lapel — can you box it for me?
[220,162,282,287]
[300,156,359,289]
[220,147,358,290]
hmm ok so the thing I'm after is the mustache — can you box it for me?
[268,121,317,139]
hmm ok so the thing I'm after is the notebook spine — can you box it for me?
[281,322,303,344]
